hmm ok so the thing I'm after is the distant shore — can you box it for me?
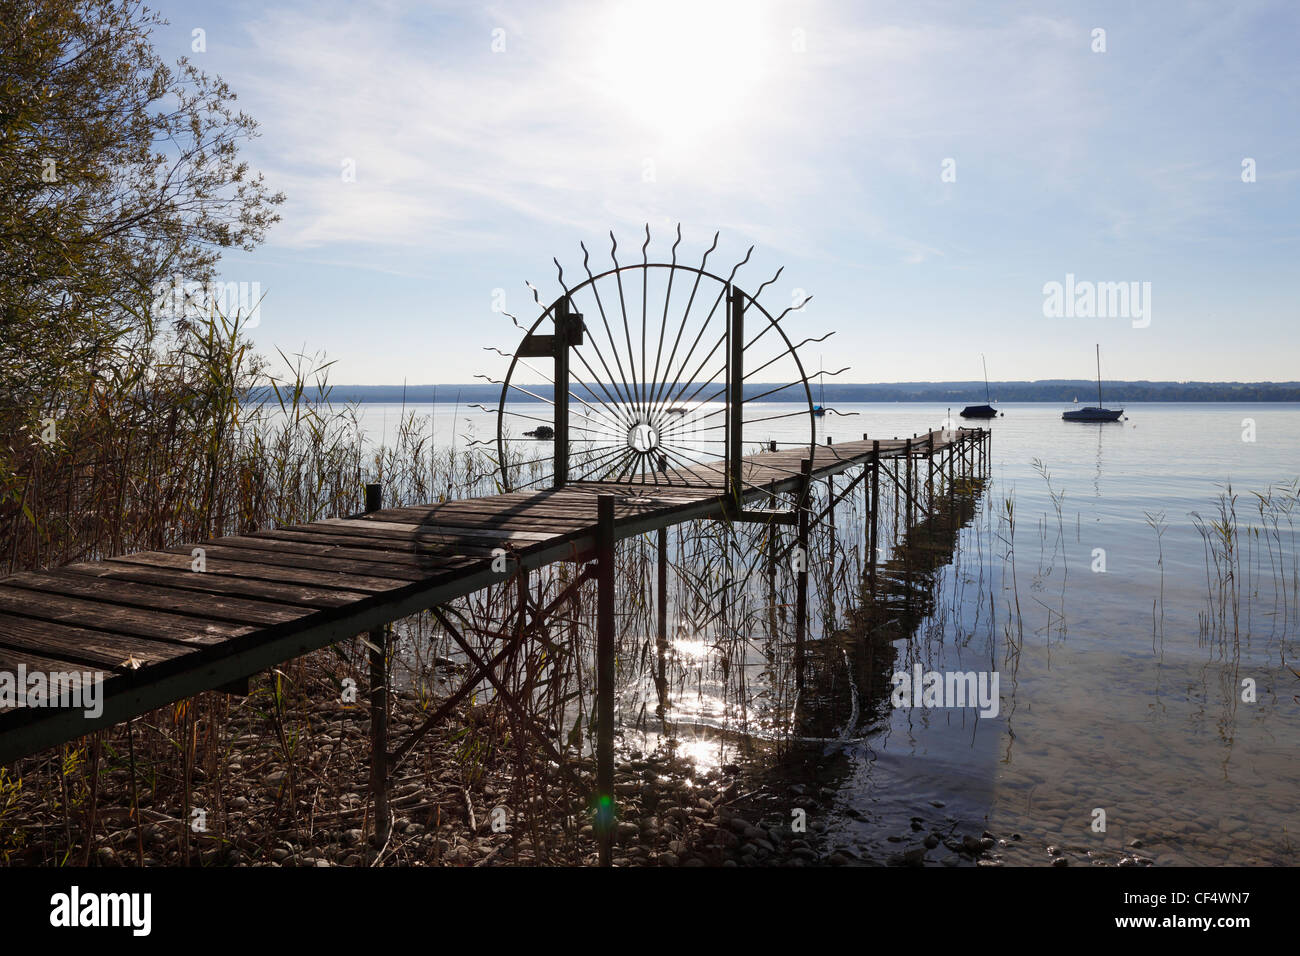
[258,383,1300,404]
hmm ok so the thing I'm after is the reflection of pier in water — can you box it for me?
[792,472,990,741]
[635,428,994,746]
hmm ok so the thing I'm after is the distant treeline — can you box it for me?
[279,381,1300,404]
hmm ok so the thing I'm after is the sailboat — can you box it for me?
[812,357,826,417]
[960,354,999,419]
[1063,344,1124,422]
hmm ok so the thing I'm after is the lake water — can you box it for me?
[817,402,1298,867]
[346,400,1299,865]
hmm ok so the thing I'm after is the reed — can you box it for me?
[1192,481,1300,658]
[1144,510,1167,652]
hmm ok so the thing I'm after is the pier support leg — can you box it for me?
[655,526,668,715]
[795,459,811,694]
[826,473,835,631]
[368,630,389,848]
[869,442,879,595]
[726,287,745,504]
[926,434,935,516]
[905,438,914,528]
[892,449,899,545]
[827,474,835,559]
[364,483,390,850]
[862,435,871,562]
[950,454,957,524]
[767,482,778,636]
[595,495,616,867]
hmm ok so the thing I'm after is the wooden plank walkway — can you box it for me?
[0,428,976,763]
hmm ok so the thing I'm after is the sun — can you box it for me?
[590,0,772,146]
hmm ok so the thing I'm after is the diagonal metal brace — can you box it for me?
[387,564,596,770]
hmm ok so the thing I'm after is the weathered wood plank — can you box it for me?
[560,486,715,503]
[394,499,693,520]
[198,535,481,574]
[257,526,505,558]
[372,506,595,531]
[449,489,709,509]
[59,561,370,610]
[160,544,441,583]
[0,645,100,677]
[0,645,113,713]
[3,571,314,628]
[110,551,413,595]
[332,518,557,543]
[0,587,244,643]
[0,614,194,669]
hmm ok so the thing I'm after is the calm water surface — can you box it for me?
[348,401,1299,865]
[824,403,1297,866]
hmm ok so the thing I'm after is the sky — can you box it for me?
[155,0,1299,385]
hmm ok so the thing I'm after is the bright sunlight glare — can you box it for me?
[591,0,772,146]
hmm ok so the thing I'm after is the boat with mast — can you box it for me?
[960,354,998,419]
[1063,344,1124,422]
[812,356,826,417]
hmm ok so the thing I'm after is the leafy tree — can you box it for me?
[0,0,284,405]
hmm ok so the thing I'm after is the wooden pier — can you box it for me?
[0,232,995,864]
[0,425,989,864]
[0,430,987,760]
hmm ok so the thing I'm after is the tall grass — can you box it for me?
[1193,482,1300,656]
[2,311,367,572]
